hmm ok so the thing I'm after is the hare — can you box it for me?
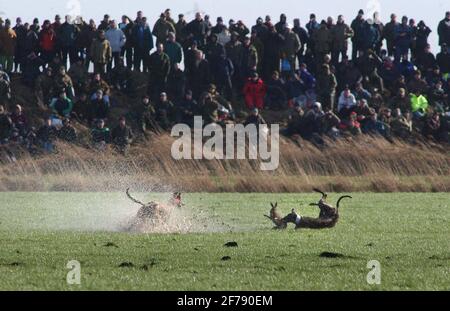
[264,202,287,229]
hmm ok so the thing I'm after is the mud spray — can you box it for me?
[27,180,231,234]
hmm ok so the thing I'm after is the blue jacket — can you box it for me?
[132,23,154,51]
[360,23,379,51]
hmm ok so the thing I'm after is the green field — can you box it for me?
[0,192,449,291]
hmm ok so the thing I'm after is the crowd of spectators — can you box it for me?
[0,8,449,160]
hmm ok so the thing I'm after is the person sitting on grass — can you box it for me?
[90,119,110,151]
[244,108,266,129]
[410,89,429,119]
[337,87,357,119]
[112,116,134,155]
[36,117,58,153]
[58,118,77,143]
[89,73,111,101]
[0,72,11,106]
[362,111,390,137]
[391,108,413,138]
[0,105,13,144]
[10,104,28,137]
[154,92,175,131]
[243,72,267,110]
[175,90,198,126]
[68,57,89,95]
[90,89,110,120]
[49,90,74,118]
[35,67,54,107]
[53,66,75,99]
[108,57,132,93]
[339,111,361,135]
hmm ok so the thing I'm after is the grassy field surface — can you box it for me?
[0,192,449,290]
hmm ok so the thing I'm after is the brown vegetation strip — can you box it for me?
[0,135,449,192]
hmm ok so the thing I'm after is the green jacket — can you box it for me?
[49,97,74,117]
[164,41,183,65]
[410,94,429,113]
[148,52,171,80]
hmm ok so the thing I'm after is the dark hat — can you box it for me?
[358,9,364,15]
[217,16,223,22]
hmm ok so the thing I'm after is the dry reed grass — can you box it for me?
[0,134,448,192]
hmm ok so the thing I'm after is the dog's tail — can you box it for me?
[126,188,145,207]
[313,188,327,199]
[336,195,352,211]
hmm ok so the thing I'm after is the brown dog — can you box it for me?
[126,189,182,230]
[283,194,352,229]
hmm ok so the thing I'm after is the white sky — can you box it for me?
[0,0,448,52]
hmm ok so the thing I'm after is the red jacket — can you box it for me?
[243,78,267,109]
[40,29,56,52]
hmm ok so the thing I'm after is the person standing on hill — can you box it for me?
[13,18,27,73]
[394,16,413,63]
[98,14,111,32]
[90,30,112,76]
[383,14,399,58]
[282,24,301,74]
[132,17,153,72]
[316,64,337,111]
[105,20,126,73]
[351,9,365,60]
[0,19,17,73]
[147,43,171,98]
[119,15,134,70]
[185,13,209,48]
[39,20,57,65]
[331,15,354,64]
[153,13,176,46]
[437,12,450,49]
[58,15,79,67]
[164,32,183,67]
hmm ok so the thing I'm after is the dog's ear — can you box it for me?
[274,202,278,208]
[270,202,275,209]
[291,208,296,214]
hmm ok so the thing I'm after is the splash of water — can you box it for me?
[366,0,382,19]
[66,0,82,22]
